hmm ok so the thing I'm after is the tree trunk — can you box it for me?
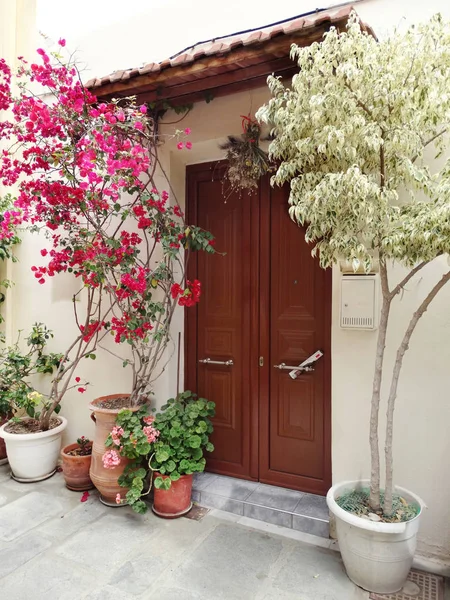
[384,269,450,515]
[369,261,391,512]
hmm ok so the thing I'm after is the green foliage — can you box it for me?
[113,391,215,513]
[0,194,21,325]
[337,487,420,522]
[75,436,92,456]
[257,13,450,271]
[0,323,63,419]
[150,391,215,487]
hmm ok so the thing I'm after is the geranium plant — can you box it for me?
[0,42,215,428]
[257,13,450,517]
[106,391,215,513]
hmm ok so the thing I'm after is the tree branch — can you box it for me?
[384,269,450,515]
[390,261,430,299]
[369,259,392,511]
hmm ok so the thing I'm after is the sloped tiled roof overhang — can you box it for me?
[85,5,372,106]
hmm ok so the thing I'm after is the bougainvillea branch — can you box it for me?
[0,41,215,429]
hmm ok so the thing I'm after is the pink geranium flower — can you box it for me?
[143,425,159,444]
[102,449,121,469]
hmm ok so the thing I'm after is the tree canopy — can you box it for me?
[257,13,450,271]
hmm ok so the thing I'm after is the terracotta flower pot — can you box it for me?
[89,394,140,506]
[61,443,93,491]
[152,473,193,518]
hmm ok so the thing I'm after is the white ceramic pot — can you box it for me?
[0,417,67,482]
[327,480,425,594]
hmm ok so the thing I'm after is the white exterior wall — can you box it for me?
[9,0,450,562]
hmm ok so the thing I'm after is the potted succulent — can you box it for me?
[105,391,215,516]
[61,436,93,491]
[0,45,215,497]
[258,13,450,593]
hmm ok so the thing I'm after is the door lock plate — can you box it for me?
[259,356,264,367]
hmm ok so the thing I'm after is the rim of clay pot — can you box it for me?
[61,442,93,457]
[88,393,135,415]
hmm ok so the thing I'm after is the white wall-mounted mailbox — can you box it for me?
[340,274,378,330]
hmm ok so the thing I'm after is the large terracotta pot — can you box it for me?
[89,394,139,506]
[153,473,193,518]
[61,442,93,491]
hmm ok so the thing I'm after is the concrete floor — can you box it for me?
[1,464,447,600]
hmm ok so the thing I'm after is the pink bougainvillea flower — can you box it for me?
[177,142,184,150]
[102,449,121,469]
[140,104,147,114]
[80,491,89,502]
[186,141,192,150]
[40,249,48,256]
[38,278,45,285]
[75,377,81,383]
[58,38,66,47]
[184,127,191,135]
[134,121,144,131]
[77,387,86,393]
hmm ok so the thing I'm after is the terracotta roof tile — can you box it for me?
[138,63,159,75]
[86,5,361,90]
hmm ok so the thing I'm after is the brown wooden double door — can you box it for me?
[185,162,331,495]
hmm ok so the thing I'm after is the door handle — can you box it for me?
[199,358,234,366]
[274,350,323,379]
[273,363,314,372]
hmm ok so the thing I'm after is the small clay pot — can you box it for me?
[61,442,93,491]
[152,473,193,518]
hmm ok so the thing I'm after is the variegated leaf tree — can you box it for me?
[257,12,450,516]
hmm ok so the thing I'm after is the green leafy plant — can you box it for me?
[0,193,20,325]
[151,391,215,489]
[0,323,63,420]
[106,391,215,513]
[76,436,92,456]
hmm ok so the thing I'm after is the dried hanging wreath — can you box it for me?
[219,115,272,195]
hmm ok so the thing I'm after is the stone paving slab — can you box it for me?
[0,530,52,579]
[56,511,159,572]
[161,522,285,600]
[0,554,102,600]
[0,490,64,541]
[38,493,107,540]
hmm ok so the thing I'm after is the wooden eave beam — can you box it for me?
[94,21,338,102]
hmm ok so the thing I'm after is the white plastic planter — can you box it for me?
[327,480,426,594]
[0,417,67,482]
